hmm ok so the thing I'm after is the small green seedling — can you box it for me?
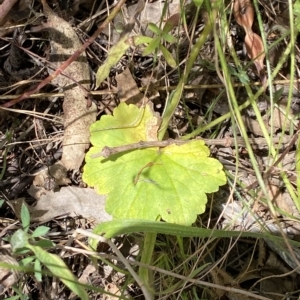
[10,204,89,300]
[95,14,179,87]
[136,14,179,68]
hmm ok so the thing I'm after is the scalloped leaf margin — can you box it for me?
[83,103,226,225]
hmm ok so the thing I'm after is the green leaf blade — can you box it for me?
[160,45,177,68]
[32,226,50,238]
[21,204,30,232]
[105,142,225,225]
[34,259,42,282]
[148,23,161,35]
[28,245,89,300]
[84,104,226,226]
[10,229,29,252]
[142,38,161,56]
[95,35,130,88]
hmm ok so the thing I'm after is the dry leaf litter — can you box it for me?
[0,0,300,298]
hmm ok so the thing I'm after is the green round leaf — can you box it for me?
[83,103,226,225]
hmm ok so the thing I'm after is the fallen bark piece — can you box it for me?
[41,0,97,170]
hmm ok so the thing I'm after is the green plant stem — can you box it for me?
[145,1,216,296]
[286,0,300,211]
[296,135,300,211]
[182,37,293,140]
[158,1,215,140]
[139,232,157,299]
[0,131,12,181]
[213,23,274,211]
[96,219,300,246]
[227,35,277,157]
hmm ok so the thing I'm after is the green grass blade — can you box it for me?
[27,245,89,300]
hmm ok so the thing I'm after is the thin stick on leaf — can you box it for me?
[91,136,291,159]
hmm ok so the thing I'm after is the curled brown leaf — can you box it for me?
[233,0,266,87]
[245,32,266,86]
[233,0,254,30]
[245,31,265,63]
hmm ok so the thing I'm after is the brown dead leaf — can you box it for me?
[233,0,266,86]
[110,0,181,43]
[242,114,269,136]
[210,267,236,298]
[115,68,146,105]
[245,32,266,84]
[69,264,97,299]
[28,162,71,200]
[233,0,254,30]
[41,0,97,170]
[13,187,111,224]
[243,104,295,135]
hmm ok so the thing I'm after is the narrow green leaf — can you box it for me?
[34,259,42,282]
[295,136,300,211]
[273,87,284,102]
[95,34,130,88]
[193,0,204,8]
[21,256,35,266]
[162,14,179,33]
[35,240,55,248]
[160,45,177,68]
[92,219,300,247]
[148,23,161,35]
[5,296,20,300]
[10,229,28,252]
[162,32,177,44]
[21,204,30,232]
[32,226,50,238]
[133,35,154,45]
[27,245,89,300]
[142,38,161,56]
